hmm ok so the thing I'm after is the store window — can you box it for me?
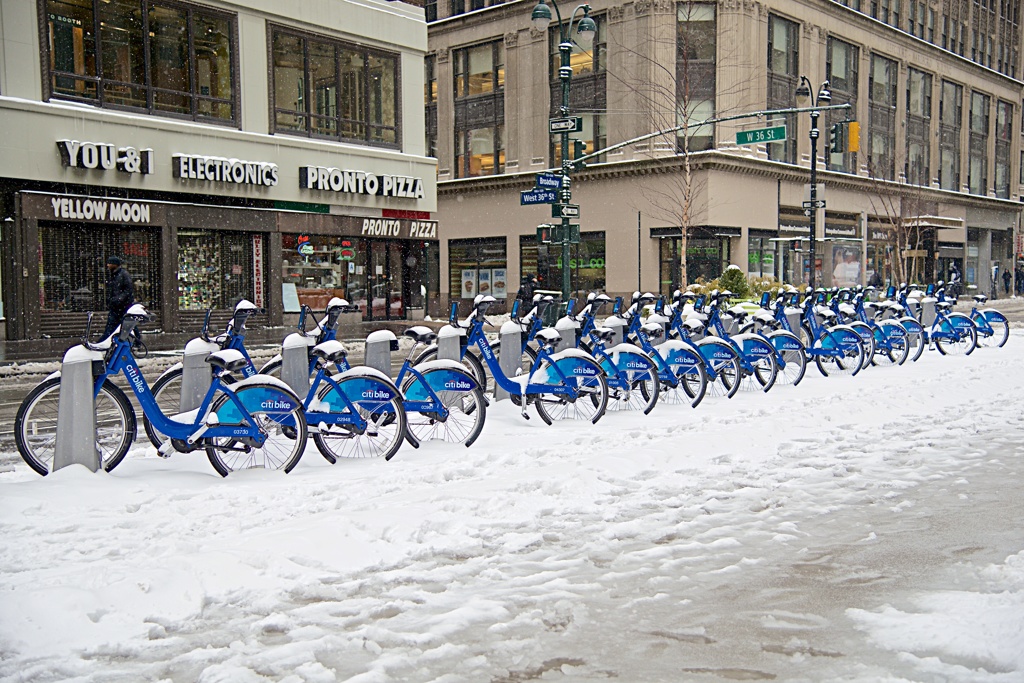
[178,230,256,310]
[449,237,508,302]
[520,232,606,298]
[271,26,399,147]
[39,223,161,313]
[282,234,365,313]
[747,235,777,279]
[43,0,236,123]
[687,234,730,282]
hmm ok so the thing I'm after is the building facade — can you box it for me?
[0,0,438,342]
[425,0,1024,309]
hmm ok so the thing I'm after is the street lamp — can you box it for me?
[531,0,595,301]
[795,76,831,290]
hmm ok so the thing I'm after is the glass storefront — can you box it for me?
[178,229,256,310]
[520,232,606,297]
[39,222,161,312]
[657,232,730,290]
[449,237,508,303]
[747,235,777,279]
[282,234,409,320]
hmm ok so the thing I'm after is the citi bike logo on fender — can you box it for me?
[361,389,392,400]
[261,398,294,410]
[623,360,649,370]
[443,379,473,391]
[572,366,597,376]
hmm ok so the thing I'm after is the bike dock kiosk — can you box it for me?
[53,345,100,472]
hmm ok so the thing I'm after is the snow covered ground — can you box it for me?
[1,333,1023,682]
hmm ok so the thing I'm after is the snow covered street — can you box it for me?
[1,334,1023,682]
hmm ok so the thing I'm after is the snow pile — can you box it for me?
[0,332,1022,681]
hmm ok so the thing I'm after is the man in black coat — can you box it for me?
[102,256,135,340]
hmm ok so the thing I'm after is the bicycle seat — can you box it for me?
[535,328,562,348]
[683,318,705,332]
[403,326,437,344]
[641,322,664,339]
[973,295,988,304]
[205,349,248,373]
[592,327,616,343]
[312,340,348,363]
[936,301,953,310]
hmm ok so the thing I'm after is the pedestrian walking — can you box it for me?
[1002,268,1011,295]
[516,273,538,306]
[101,256,135,340]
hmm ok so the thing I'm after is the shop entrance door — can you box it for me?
[364,241,405,321]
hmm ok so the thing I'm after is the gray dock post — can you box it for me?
[180,338,220,412]
[281,333,312,397]
[438,324,463,362]
[495,321,523,401]
[554,316,579,353]
[602,315,626,347]
[365,330,397,377]
[52,346,100,472]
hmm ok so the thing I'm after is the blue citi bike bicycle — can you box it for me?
[965,293,1009,348]
[15,305,308,476]
[450,295,609,423]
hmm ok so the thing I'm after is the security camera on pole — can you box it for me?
[531,0,596,302]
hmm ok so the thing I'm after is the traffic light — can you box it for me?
[829,123,845,153]
[572,139,587,160]
[536,225,553,243]
[846,121,860,152]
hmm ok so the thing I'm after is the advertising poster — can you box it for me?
[477,269,492,297]
[461,269,476,298]
[491,268,508,299]
[831,245,862,287]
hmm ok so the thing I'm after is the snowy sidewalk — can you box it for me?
[1,333,1023,682]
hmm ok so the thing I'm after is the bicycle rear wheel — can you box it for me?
[144,366,182,448]
[973,313,1009,348]
[534,363,608,424]
[403,370,486,447]
[813,330,864,377]
[205,382,307,476]
[15,376,136,476]
[414,345,489,396]
[608,366,659,414]
[935,316,978,356]
[312,378,407,461]
[848,322,876,372]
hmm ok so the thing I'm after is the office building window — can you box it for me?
[968,91,990,195]
[549,14,607,163]
[425,55,437,159]
[453,40,504,178]
[827,37,858,174]
[938,80,962,191]
[271,27,398,147]
[994,100,1011,198]
[767,14,798,164]
[677,4,716,153]
[868,54,897,180]
[905,68,932,186]
[42,0,236,123]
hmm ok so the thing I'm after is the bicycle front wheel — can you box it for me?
[849,322,876,372]
[205,383,307,476]
[973,313,1009,348]
[15,376,136,476]
[608,366,659,414]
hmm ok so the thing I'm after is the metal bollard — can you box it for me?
[365,330,397,377]
[180,337,220,412]
[282,333,313,397]
[438,324,464,362]
[554,316,578,353]
[53,345,100,472]
[495,321,523,401]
